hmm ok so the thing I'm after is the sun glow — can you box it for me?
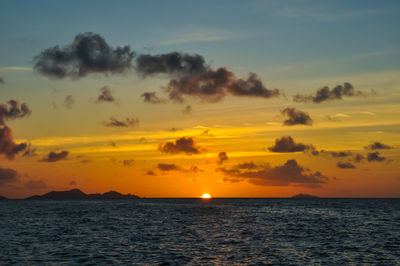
[201,193,211,199]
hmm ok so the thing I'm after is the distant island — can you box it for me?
[291,194,319,199]
[25,189,140,200]
[0,195,7,200]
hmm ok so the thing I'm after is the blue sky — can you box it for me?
[1,0,399,74]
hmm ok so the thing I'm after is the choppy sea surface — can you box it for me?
[0,198,399,265]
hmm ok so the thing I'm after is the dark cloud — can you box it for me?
[311,149,352,158]
[121,159,134,167]
[269,136,312,153]
[227,73,280,98]
[33,32,135,79]
[0,77,4,85]
[337,162,356,169]
[135,52,208,77]
[97,86,115,103]
[236,161,258,170]
[190,165,204,173]
[141,92,166,104]
[293,82,364,103]
[311,149,366,163]
[0,167,18,187]
[64,95,74,109]
[218,152,228,164]
[22,143,37,157]
[281,107,313,126]
[69,180,77,186]
[330,151,352,158]
[159,137,204,154]
[0,100,31,126]
[136,54,279,103]
[39,150,69,162]
[353,153,365,163]
[182,105,192,114]
[146,170,156,176]
[157,163,187,172]
[0,126,27,159]
[365,142,392,150]
[169,127,183,132]
[167,67,233,103]
[367,152,386,162]
[218,159,329,187]
[104,117,139,127]
[24,180,47,189]
[200,129,212,136]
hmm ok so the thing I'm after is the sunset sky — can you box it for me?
[1,0,399,198]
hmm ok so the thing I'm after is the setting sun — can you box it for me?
[201,194,211,199]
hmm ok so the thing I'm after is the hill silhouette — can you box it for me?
[0,195,7,200]
[291,193,319,199]
[25,189,140,200]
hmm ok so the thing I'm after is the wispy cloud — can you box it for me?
[0,66,32,72]
[160,27,236,45]
[277,7,386,21]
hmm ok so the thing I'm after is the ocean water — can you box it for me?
[0,199,399,265]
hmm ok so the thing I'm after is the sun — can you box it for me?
[201,193,211,199]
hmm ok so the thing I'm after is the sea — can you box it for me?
[0,198,399,265]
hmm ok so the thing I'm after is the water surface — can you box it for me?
[0,198,399,264]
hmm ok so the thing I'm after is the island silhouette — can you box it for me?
[24,188,140,200]
[291,193,319,199]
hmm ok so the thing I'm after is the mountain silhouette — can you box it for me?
[0,195,7,200]
[25,189,140,200]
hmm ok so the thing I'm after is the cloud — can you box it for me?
[268,136,312,153]
[337,162,356,169]
[33,32,135,79]
[145,170,156,176]
[367,152,386,162]
[0,100,31,126]
[157,163,187,172]
[141,92,166,104]
[0,126,27,159]
[293,82,364,103]
[39,150,69,162]
[64,95,74,109]
[0,167,18,187]
[159,137,204,154]
[97,86,115,103]
[166,67,232,103]
[236,161,258,169]
[0,77,4,85]
[169,127,183,132]
[136,52,280,103]
[281,107,313,126]
[227,72,280,98]
[104,117,139,127]
[22,143,37,157]
[24,180,47,189]
[218,152,228,164]
[330,151,352,158]
[353,153,365,163]
[135,52,208,77]
[120,159,134,167]
[190,165,204,173]
[69,180,77,185]
[218,159,329,187]
[365,142,392,150]
[182,105,192,114]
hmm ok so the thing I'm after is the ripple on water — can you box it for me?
[0,198,399,264]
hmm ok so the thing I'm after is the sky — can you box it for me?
[0,0,399,198]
